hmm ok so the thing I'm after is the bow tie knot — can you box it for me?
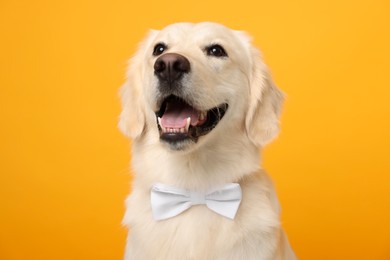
[151,183,242,221]
[190,190,206,205]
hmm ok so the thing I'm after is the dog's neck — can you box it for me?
[131,130,261,190]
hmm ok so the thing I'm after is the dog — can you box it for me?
[119,22,296,260]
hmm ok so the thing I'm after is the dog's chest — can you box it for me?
[124,181,281,260]
[126,206,239,259]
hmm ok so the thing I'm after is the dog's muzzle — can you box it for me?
[153,53,228,149]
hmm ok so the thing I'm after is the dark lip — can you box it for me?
[155,95,228,145]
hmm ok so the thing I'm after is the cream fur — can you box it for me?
[119,22,296,260]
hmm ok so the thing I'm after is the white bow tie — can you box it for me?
[150,183,242,221]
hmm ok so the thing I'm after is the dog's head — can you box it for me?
[119,22,283,151]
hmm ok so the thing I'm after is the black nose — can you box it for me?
[154,53,190,83]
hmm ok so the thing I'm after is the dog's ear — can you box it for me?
[245,48,284,147]
[118,77,145,139]
[119,30,158,139]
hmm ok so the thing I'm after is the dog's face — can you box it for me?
[120,22,284,151]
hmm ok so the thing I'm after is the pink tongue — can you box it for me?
[161,102,200,128]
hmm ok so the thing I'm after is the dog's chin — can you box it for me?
[160,136,196,151]
[155,95,228,151]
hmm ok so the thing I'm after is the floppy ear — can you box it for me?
[119,30,158,139]
[118,74,145,139]
[245,48,284,147]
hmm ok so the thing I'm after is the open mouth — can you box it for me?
[155,95,228,144]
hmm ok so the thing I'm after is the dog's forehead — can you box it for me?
[155,22,240,45]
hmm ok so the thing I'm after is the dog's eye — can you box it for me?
[206,44,228,57]
[153,43,167,56]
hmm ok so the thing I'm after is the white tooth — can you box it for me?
[199,112,205,121]
[180,128,184,133]
[185,117,191,133]
[158,117,168,133]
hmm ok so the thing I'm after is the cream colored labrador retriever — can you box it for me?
[119,22,296,260]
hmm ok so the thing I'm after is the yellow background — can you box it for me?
[1,0,389,259]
